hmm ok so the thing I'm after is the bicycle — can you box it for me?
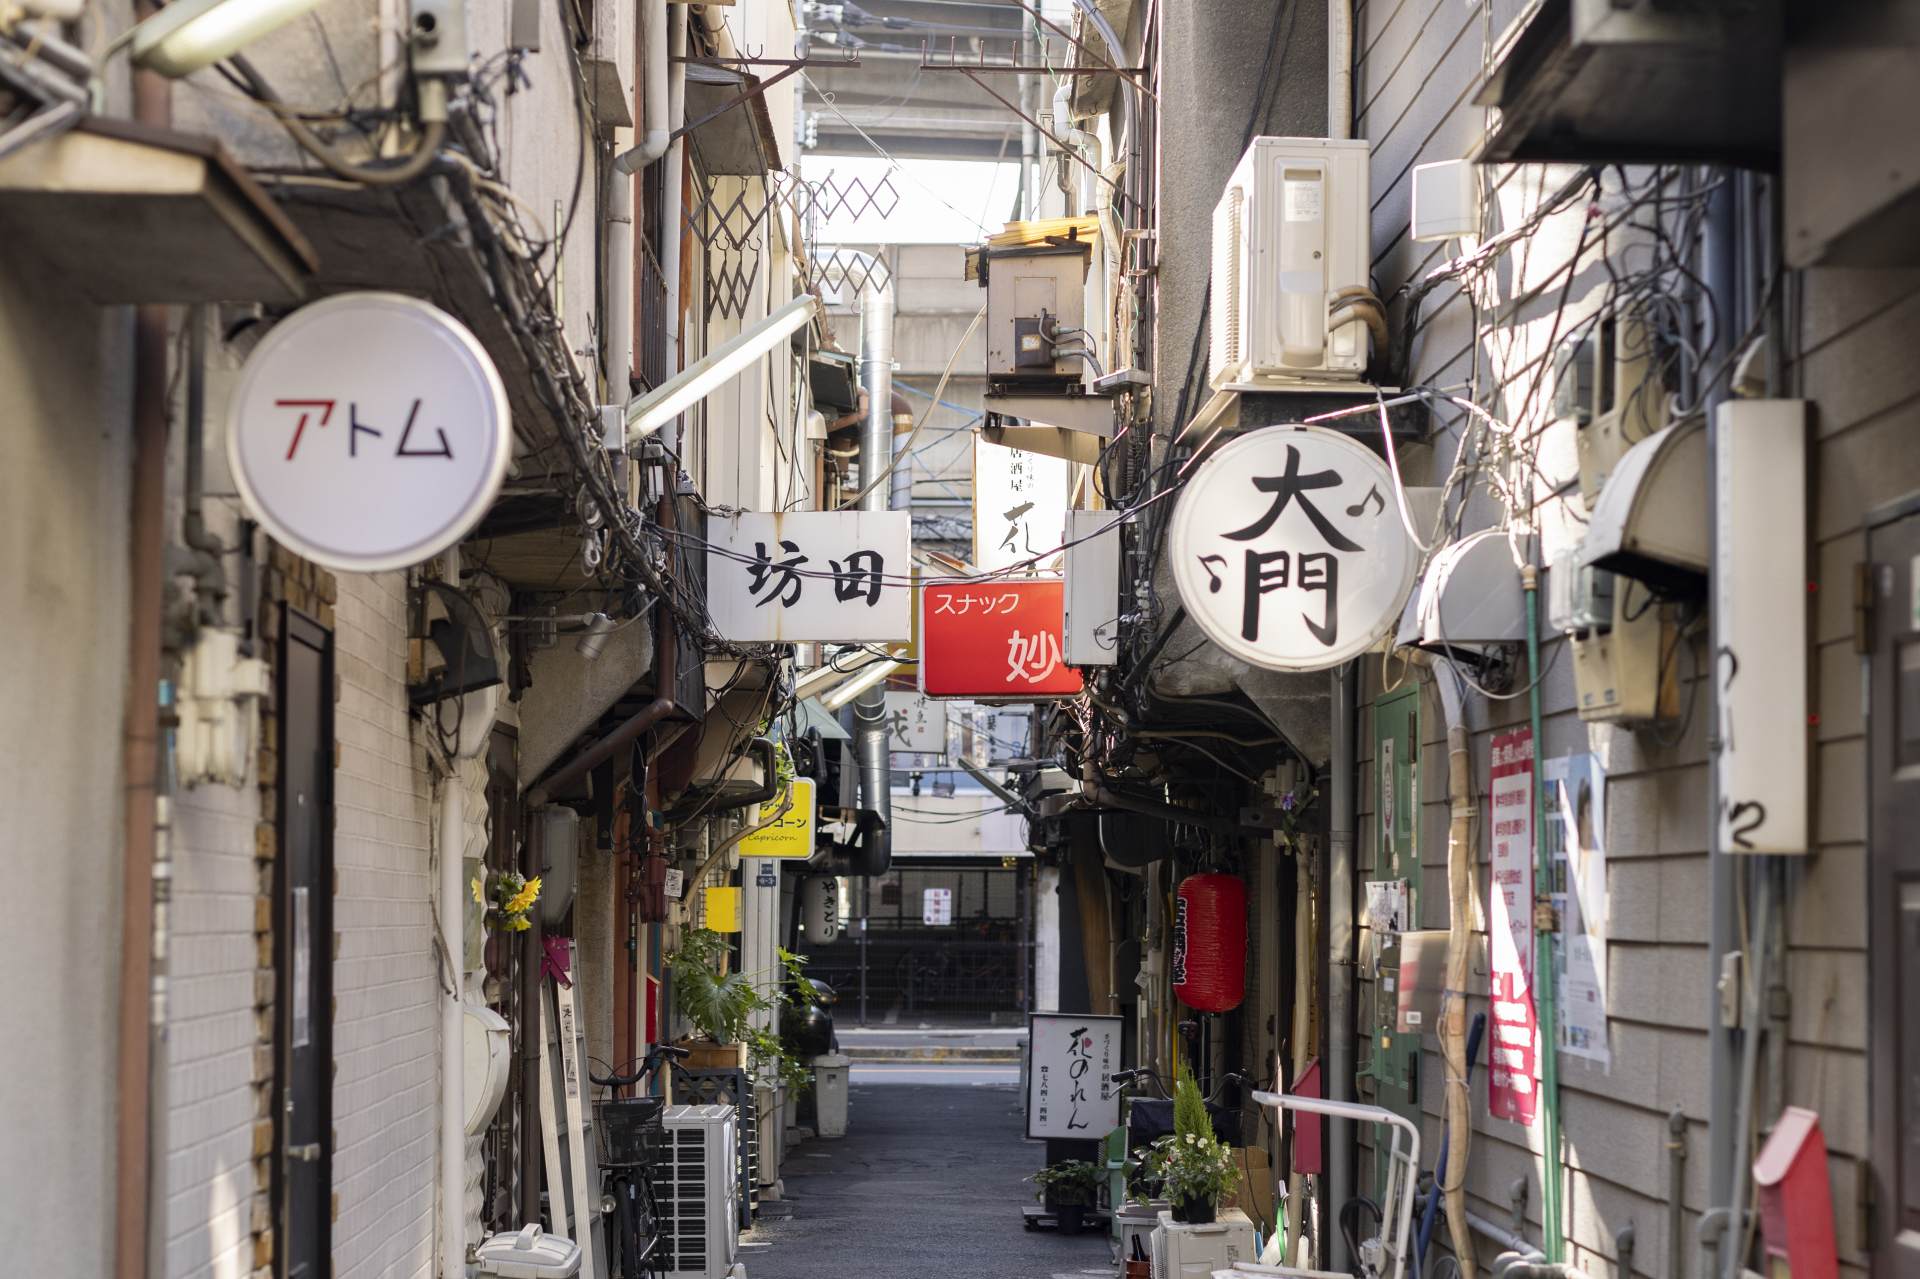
[590,1043,690,1279]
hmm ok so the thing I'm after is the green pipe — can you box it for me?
[1523,566,1565,1263]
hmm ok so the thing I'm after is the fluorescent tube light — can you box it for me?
[820,660,898,712]
[130,0,327,76]
[625,293,818,442]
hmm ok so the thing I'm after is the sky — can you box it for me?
[797,154,1023,245]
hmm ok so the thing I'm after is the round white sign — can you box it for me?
[227,292,512,573]
[1169,425,1416,671]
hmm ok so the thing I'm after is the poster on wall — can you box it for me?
[922,887,953,926]
[1545,753,1610,1068]
[1487,729,1538,1125]
[1025,1013,1122,1140]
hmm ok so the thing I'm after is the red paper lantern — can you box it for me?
[1173,873,1247,1012]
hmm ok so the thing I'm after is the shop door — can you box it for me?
[275,608,333,1277]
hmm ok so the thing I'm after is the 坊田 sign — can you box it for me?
[707,511,912,642]
[920,579,1083,699]
[1169,426,1416,671]
[1025,1013,1122,1140]
[226,293,513,574]
[737,778,816,859]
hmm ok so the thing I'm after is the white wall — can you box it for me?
[0,255,136,1279]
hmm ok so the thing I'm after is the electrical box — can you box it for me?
[1366,687,1421,1196]
[1210,136,1371,387]
[1411,159,1479,243]
[1553,307,1668,506]
[980,239,1094,393]
[1552,549,1677,724]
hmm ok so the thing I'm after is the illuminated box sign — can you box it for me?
[919,579,1084,699]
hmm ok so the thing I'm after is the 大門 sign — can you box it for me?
[226,293,513,574]
[1169,426,1415,671]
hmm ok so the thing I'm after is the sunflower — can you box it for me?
[504,876,543,916]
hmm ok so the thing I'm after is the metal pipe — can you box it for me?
[1436,672,1477,1279]
[1327,661,1357,1275]
[1082,781,1239,836]
[1326,0,1353,139]
[1722,870,1770,1279]
[612,0,671,174]
[850,285,895,879]
[1524,565,1565,1262]
[1700,165,1740,1279]
[658,3,688,448]
[1667,1110,1689,1279]
[1468,1211,1543,1261]
[120,28,171,1274]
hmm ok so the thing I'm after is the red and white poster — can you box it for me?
[1488,728,1538,1126]
[920,579,1084,699]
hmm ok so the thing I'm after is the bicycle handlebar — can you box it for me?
[589,1044,692,1088]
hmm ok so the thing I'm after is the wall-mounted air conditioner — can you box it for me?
[1209,137,1371,388]
[659,1105,740,1278]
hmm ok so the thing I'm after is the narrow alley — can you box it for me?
[750,1063,1109,1279]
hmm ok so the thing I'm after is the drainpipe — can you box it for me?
[1667,1110,1689,1279]
[1436,674,1477,1279]
[613,0,671,176]
[119,26,170,1279]
[1700,167,1742,1279]
[1327,662,1358,1274]
[889,402,913,512]
[849,285,895,878]
[437,737,467,1278]
[1523,564,1565,1262]
[1327,0,1353,139]
[660,5,688,421]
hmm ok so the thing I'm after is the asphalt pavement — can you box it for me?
[744,1076,1112,1279]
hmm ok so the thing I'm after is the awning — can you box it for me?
[0,117,315,303]
[797,697,851,743]
[683,62,784,175]
[1582,417,1707,593]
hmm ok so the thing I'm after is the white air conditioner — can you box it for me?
[660,1105,740,1278]
[1210,137,1371,387]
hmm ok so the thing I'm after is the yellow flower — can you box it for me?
[508,915,532,932]
[471,877,486,906]
[504,876,542,915]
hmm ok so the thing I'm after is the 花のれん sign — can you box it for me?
[1025,1013,1122,1140]
[1169,425,1416,671]
[920,579,1084,699]
[736,777,816,859]
[707,511,912,642]
[226,293,513,574]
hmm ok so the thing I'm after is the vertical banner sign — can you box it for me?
[1545,753,1611,1068]
[1488,729,1538,1125]
[883,691,949,753]
[921,579,1084,698]
[1063,509,1122,667]
[1168,426,1416,672]
[707,511,912,642]
[1025,1013,1123,1140]
[974,434,1071,573]
[227,293,513,574]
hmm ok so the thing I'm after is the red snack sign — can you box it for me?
[920,579,1084,699]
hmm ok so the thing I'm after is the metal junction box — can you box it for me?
[980,238,1094,394]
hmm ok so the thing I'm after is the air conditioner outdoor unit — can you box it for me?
[659,1105,740,1279]
[1210,136,1371,388]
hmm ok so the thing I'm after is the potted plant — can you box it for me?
[668,928,818,1088]
[1138,1066,1240,1224]
[1030,1159,1103,1235]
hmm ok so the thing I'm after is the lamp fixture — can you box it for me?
[819,659,898,712]
[129,0,329,77]
[625,293,818,442]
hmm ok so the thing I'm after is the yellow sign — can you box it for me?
[704,886,742,932]
[737,777,816,859]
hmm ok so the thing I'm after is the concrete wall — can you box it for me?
[1152,0,1329,436]
[0,255,135,1279]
